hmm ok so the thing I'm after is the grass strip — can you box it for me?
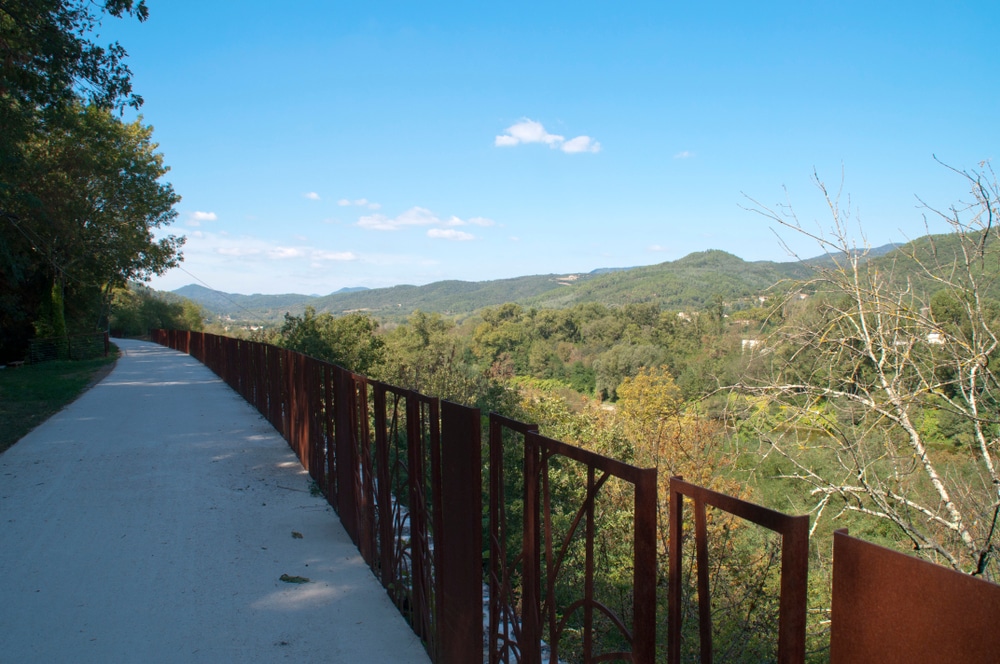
[0,348,119,454]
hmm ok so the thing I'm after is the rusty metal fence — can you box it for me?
[147,330,1000,663]
[487,415,658,663]
[668,477,809,664]
[149,330,843,663]
[151,330,670,663]
[28,331,109,363]
[151,330,482,663]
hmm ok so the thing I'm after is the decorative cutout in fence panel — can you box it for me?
[521,430,657,663]
[668,477,808,664]
[488,414,539,664]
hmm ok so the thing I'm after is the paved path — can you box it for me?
[0,339,430,663]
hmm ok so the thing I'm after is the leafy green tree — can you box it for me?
[9,104,181,337]
[1,1,160,361]
[377,310,517,413]
[593,343,665,400]
[109,284,204,336]
[278,306,385,375]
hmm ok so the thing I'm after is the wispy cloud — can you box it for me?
[187,210,218,226]
[561,136,601,154]
[304,192,321,200]
[358,206,494,239]
[428,228,474,241]
[649,244,668,252]
[495,119,601,154]
[338,197,381,210]
[187,232,358,264]
[313,250,359,261]
[673,150,695,159]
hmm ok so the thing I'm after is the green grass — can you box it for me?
[0,349,119,454]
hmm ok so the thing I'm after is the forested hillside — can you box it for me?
[178,249,823,325]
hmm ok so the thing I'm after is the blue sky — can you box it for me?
[103,1,999,295]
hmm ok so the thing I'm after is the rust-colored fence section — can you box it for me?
[29,331,109,363]
[668,477,809,664]
[486,413,658,663]
[150,330,482,664]
[146,329,1000,663]
[830,529,1000,663]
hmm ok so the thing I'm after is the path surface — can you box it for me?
[0,339,430,663]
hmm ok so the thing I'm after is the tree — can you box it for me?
[109,284,204,336]
[739,162,1000,579]
[1,1,155,360]
[10,104,181,338]
[0,0,147,114]
[278,306,385,375]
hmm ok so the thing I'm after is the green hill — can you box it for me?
[176,239,971,325]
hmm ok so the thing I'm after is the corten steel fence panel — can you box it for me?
[306,356,325,486]
[322,363,335,500]
[349,375,377,569]
[437,400,483,664]
[667,477,808,664]
[405,390,440,657]
[332,365,360,544]
[27,331,109,363]
[488,414,539,664]
[520,430,657,664]
[829,529,1000,663]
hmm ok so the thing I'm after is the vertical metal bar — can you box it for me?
[334,366,358,543]
[521,433,541,664]
[354,378,373,565]
[488,415,504,664]
[324,364,335,500]
[778,515,809,664]
[583,465,595,662]
[668,481,683,664]
[694,498,713,664]
[632,467,658,664]
[405,392,430,646]
[428,398,445,662]
[373,384,393,585]
[438,400,482,664]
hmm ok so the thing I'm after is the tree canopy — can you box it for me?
[1,1,181,361]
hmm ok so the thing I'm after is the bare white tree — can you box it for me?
[737,161,1000,579]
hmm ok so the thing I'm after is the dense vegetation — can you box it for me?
[0,1,183,363]
[176,249,816,325]
[241,183,1000,659]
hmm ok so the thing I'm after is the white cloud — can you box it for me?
[495,119,599,154]
[357,207,494,233]
[674,150,695,159]
[561,136,601,154]
[218,246,262,257]
[649,244,668,252]
[313,250,358,261]
[187,210,218,226]
[304,192,321,200]
[269,247,305,259]
[496,119,564,147]
[428,228,474,241]
[338,197,381,209]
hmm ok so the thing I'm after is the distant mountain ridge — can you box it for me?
[174,242,903,324]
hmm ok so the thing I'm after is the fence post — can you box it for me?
[333,366,359,543]
[438,401,483,664]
